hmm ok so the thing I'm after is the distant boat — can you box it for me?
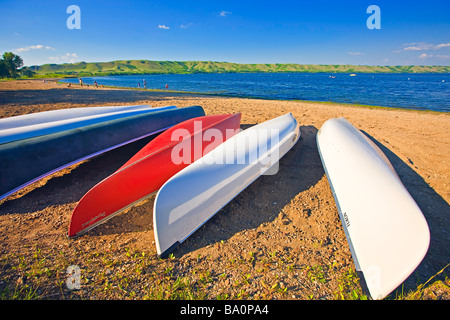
[350,73,356,76]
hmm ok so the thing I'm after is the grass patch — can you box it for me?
[0,244,448,300]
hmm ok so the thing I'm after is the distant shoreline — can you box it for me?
[27,60,450,78]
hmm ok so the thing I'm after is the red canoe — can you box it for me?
[68,113,242,237]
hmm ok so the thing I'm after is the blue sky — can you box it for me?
[1,0,449,66]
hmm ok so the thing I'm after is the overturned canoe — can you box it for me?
[0,105,177,145]
[0,104,156,130]
[68,113,242,237]
[0,106,205,201]
[153,113,300,258]
[316,117,430,300]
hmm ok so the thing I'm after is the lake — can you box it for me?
[62,73,450,112]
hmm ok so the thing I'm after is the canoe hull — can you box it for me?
[0,106,205,201]
[68,113,242,237]
[153,113,300,258]
[0,105,154,130]
[0,106,177,145]
[316,117,430,299]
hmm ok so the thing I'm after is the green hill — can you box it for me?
[28,60,450,77]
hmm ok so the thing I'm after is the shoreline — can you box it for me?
[55,79,448,115]
[0,79,449,300]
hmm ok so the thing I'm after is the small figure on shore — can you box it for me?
[138,83,141,88]
[143,79,147,88]
[94,81,98,88]
[67,83,72,88]
[79,78,83,86]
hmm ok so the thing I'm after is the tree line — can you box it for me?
[0,52,35,78]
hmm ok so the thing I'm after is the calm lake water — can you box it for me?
[63,73,450,112]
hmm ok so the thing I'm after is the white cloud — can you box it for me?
[436,43,450,49]
[347,52,362,56]
[180,23,193,29]
[16,44,54,52]
[404,46,422,51]
[219,11,232,17]
[418,53,450,60]
[404,42,450,51]
[49,53,79,63]
[158,24,170,29]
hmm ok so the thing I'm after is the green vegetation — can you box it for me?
[28,59,450,77]
[1,244,448,300]
[0,52,35,79]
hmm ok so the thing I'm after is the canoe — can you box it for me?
[0,106,177,145]
[0,106,205,201]
[153,113,300,258]
[316,117,430,299]
[0,105,156,130]
[68,113,242,237]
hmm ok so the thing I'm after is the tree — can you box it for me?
[0,60,8,78]
[20,66,35,78]
[0,52,24,78]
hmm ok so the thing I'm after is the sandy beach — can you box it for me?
[0,79,448,300]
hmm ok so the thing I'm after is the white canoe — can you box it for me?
[0,105,177,145]
[153,113,300,258]
[316,117,430,300]
[0,104,155,130]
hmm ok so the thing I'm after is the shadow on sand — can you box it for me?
[0,87,200,108]
[171,125,324,255]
